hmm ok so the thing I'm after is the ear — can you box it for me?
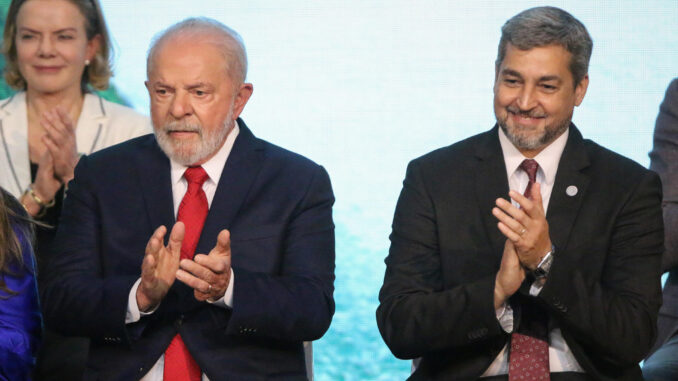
[86,34,102,63]
[574,74,589,106]
[231,83,254,120]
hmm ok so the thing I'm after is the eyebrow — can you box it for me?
[185,83,214,91]
[537,75,562,82]
[17,27,78,34]
[148,82,215,91]
[149,81,171,88]
[500,69,523,79]
[54,28,78,34]
[500,69,561,82]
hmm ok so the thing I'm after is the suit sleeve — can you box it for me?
[41,155,138,343]
[376,160,505,359]
[225,165,336,341]
[538,169,664,366]
[649,78,678,273]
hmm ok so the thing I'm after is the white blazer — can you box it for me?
[0,92,151,198]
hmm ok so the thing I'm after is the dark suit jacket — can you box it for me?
[41,120,335,381]
[377,124,664,381]
[649,77,678,354]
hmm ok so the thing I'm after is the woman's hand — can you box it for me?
[22,151,62,217]
[41,106,79,184]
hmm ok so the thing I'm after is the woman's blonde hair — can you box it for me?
[2,0,114,92]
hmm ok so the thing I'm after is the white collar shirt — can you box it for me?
[127,124,240,381]
[481,126,585,376]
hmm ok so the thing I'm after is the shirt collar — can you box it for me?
[498,126,569,186]
[170,123,240,186]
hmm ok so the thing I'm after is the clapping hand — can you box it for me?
[492,183,552,270]
[41,106,79,184]
[176,229,232,302]
[136,222,185,311]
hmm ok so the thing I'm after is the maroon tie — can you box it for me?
[508,159,550,381]
[520,159,539,199]
[164,166,208,381]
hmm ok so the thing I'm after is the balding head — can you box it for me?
[147,17,248,87]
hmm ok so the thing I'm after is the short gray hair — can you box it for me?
[147,17,248,85]
[496,7,592,86]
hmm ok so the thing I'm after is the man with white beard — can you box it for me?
[42,17,335,381]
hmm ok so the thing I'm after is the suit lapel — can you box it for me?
[76,94,108,154]
[546,125,590,251]
[196,119,265,254]
[474,126,510,259]
[137,137,175,233]
[0,93,30,196]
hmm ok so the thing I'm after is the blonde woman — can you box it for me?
[0,0,150,379]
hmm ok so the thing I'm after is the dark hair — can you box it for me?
[3,0,114,91]
[0,188,34,296]
[496,6,593,86]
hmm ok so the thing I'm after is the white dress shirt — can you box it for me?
[480,127,585,377]
[125,124,240,381]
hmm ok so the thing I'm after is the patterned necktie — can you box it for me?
[520,159,539,199]
[508,159,550,381]
[164,166,209,381]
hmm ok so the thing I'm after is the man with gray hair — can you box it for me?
[42,17,335,380]
[377,6,663,380]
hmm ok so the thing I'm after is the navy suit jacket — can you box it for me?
[377,125,664,380]
[42,120,335,380]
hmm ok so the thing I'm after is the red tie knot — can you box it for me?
[519,159,539,183]
[184,166,209,186]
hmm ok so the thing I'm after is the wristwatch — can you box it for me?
[533,246,555,278]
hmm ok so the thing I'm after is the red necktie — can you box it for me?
[164,166,209,381]
[508,159,550,381]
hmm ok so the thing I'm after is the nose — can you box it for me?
[516,85,538,111]
[37,36,56,57]
[169,91,193,119]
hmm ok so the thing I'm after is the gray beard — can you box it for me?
[497,116,570,151]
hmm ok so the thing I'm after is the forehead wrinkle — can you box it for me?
[148,80,172,88]
[17,0,87,29]
[148,27,240,82]
[149,39,224,79]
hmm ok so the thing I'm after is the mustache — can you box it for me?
[506,105,546,119]
[162,121,202,135]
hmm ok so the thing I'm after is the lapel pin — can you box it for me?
[566,185,578,197]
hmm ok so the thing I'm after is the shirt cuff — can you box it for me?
[496,302,514,333]
[126,278,160,324]
[206,269,234,308]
